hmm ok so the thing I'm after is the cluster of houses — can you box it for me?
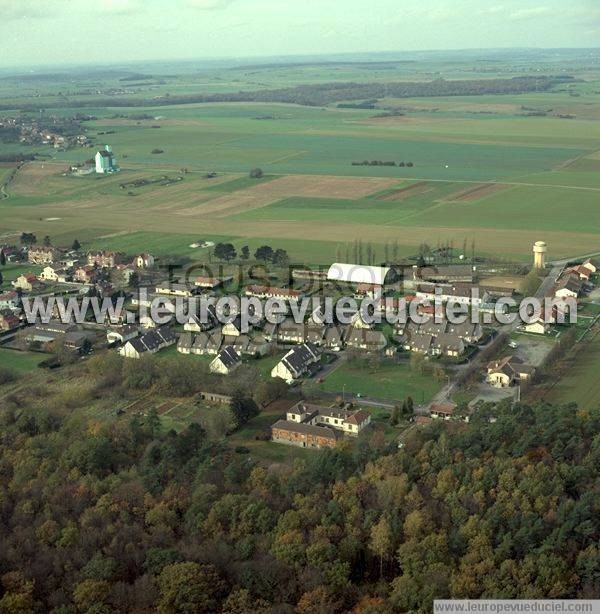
[554,259,596,299]
[524,258,597,335]
[271,400,372,449]
[10,247,156,297]
[0,114,92,149]
[0,243,157,340]
[3,241,596,412]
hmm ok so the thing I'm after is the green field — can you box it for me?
[545,332,600,408]
[316,360,442,403]
[0,349,46,373]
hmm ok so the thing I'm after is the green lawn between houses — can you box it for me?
[315,360,442,404]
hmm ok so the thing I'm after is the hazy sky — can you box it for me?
[1,0,599,67]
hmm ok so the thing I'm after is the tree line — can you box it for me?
[0,76,561,111]
[213,243,290,267]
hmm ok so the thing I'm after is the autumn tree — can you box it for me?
[157,562,226,613]
[369,516,393,577]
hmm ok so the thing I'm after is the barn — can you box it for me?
[326,263,395,287]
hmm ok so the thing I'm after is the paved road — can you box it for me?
[551,252,600,266]
[317,389,396,409]
[536,264,563,299]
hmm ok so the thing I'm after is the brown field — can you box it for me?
[443,183,509,202]
[254,174,399,199]
[3,163,600,264]
[9,161,66,196]
[480,275,527,292]
[382,181,432,200]
[179,174,399,217]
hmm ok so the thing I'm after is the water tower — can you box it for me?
[533,241,547,269]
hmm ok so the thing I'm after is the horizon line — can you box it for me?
[2,45,599,75]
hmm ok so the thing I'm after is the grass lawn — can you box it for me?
[255,351,287,377]
[316,360,441,403]
[87,231,234,259]
[1,263,42,290]
[0,348,46,373]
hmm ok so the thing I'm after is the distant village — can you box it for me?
[0,113,95,151]
[0,234,597,451]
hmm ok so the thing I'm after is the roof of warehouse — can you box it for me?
[327,263,392,286]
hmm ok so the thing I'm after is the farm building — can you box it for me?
[582,259,597,274]
[327,263,395,288]
[200,391,232,404]
[412,264,477,284]
[429,402,457,421]
[271,420,338,449]
[272,401,371,449]
[155,281,195,297]
[244,285,302,301]
[194,276,231,290]
[95,145,119,174]
[416,283,489,307]
[486,356,535,388]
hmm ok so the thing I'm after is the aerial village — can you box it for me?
[0,216,598,451]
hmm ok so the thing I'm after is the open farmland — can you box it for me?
[1,52,600,265]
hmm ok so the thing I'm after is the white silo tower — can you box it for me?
[533,241,547,269]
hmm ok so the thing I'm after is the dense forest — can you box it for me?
[0,76,563,111]
[0,361,597,613]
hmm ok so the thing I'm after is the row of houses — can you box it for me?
[177,330,270,358]
[395,317,484,357]
[27,246,155,270]
[271,400,372,449]
[263,319,388,352]
[416,282,490,307]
